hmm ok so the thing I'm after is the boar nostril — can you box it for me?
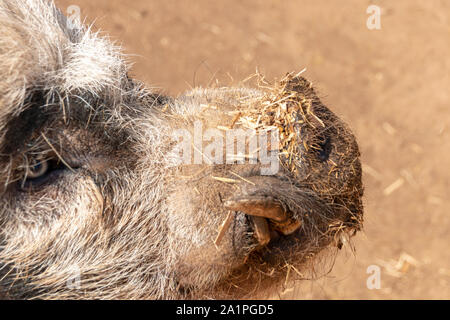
[317,136,332,161]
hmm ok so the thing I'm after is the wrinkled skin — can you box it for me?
[0,0,363,299]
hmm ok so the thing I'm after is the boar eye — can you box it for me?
[27,158,49,179]
[20,156,73,190]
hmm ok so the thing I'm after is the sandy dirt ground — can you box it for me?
[55,0,450,299]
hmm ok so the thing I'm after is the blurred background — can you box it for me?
[55,0,450,299]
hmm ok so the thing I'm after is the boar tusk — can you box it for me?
[224,195,302,236]
[224,196,288,223]
[251,216,271,246]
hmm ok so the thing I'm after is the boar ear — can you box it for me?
[224,176,301,238]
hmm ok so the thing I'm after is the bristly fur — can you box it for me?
[0,0,363,299]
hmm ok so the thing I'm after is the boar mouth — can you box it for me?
[225,195,302,247]
[222,175,314,251]
[221,174,361,266]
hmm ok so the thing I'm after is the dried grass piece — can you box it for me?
[41,133,75,173]
[211,176,239,184]
[383,178,404,196]
[229,171,256,185]
[214,211,234,247]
